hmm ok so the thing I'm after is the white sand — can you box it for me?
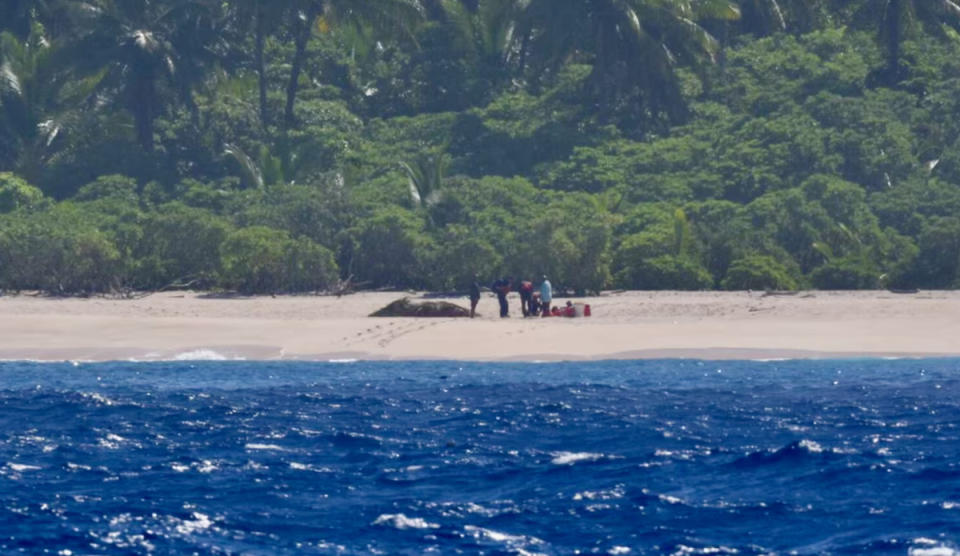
[0,290,958,361]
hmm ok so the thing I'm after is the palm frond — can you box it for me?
[811,241,834,262]
[0,61,22,98]
[223,142,264,189]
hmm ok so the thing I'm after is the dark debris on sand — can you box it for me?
[370,297,471,318]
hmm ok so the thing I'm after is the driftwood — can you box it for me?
[370,297,471,318]
[761,290,800,297]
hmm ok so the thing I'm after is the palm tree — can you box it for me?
[223,0,286,127]
[281,0,426,128]
[846,0,960,83]
[399,151,450,228]
[400,152,449,210]
[0,25,96,183]
[0,0,49,38]
[433,0,526,66]
[510,0,740,123]
[66,0,226,151]
[735,0,830,35]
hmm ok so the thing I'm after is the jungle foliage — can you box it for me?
[2,0,960,294]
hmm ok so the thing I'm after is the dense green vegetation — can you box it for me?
[2,0,960,294]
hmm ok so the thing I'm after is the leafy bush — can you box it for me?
[809,258,880,289]
[220,227,338,294]
[721,255,799,290]
[135,203,232,288]
[626,255,713,290]
[346,207,431,289]
[0,173,45,212]
[0,208,124,293]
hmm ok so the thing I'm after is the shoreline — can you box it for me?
[1,290,959,363]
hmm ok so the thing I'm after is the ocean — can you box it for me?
[0,358,958,555]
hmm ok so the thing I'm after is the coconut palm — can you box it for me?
[0,25,98,183]
[222,0,286,127]
[735,0,831,35]
[281,0,426,128]
[432,0,526,66]
[65,0,226,151]
[845,0,960,83]
[510,0,740,123]
[400,152,449,210]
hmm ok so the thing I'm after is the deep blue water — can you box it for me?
[1,359,959,555]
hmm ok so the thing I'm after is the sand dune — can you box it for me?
[0,290,958,361]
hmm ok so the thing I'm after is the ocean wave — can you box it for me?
[5,462,41,472]
[464,525,546,552]
[174,512,214,535]
[372,514,439,530]
[173,349,238,361]
[733,439,838,467]
[551,451,607,465]
[244,443,288,452]
[910,538,960,556]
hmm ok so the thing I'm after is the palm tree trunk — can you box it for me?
[885,0,902,82]
[284,3,318,129]
[131,68,156,152]
[255,0,269,127]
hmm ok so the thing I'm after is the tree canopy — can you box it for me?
[2,0,960,294]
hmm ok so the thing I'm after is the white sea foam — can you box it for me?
[97,433,127,450]
[6,462,40,472]
[289,462,333,473]
[372,514,439,530]
[910,547,960,556]
[328,359,358,363]
[82,392,116,406]
[942,502,959,510]
[609,548,631,555]
[798,439,823,453]
[669,545,740,555]
[175,512,214,535]
[196,460,218,473]
[573,485,625,501]
[465,526,546,554]
[244,443,287,451]
[551,451,605,465]
[173,349,233,361]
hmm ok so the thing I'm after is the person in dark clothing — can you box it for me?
[469,276,481,318]
[518,280,534,317]
[492,277,511,318]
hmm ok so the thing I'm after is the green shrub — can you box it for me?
[626,255,713,290]
[0,173,45,213]
[0,209,124,293]
[810,258,879,289]
[220,227,338,294]
[721,255,799,290]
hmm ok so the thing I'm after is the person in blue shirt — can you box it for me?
[539,276,552,317]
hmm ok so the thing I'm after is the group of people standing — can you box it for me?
[470,276,553,318]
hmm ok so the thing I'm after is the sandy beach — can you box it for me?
[0,290,958,361]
